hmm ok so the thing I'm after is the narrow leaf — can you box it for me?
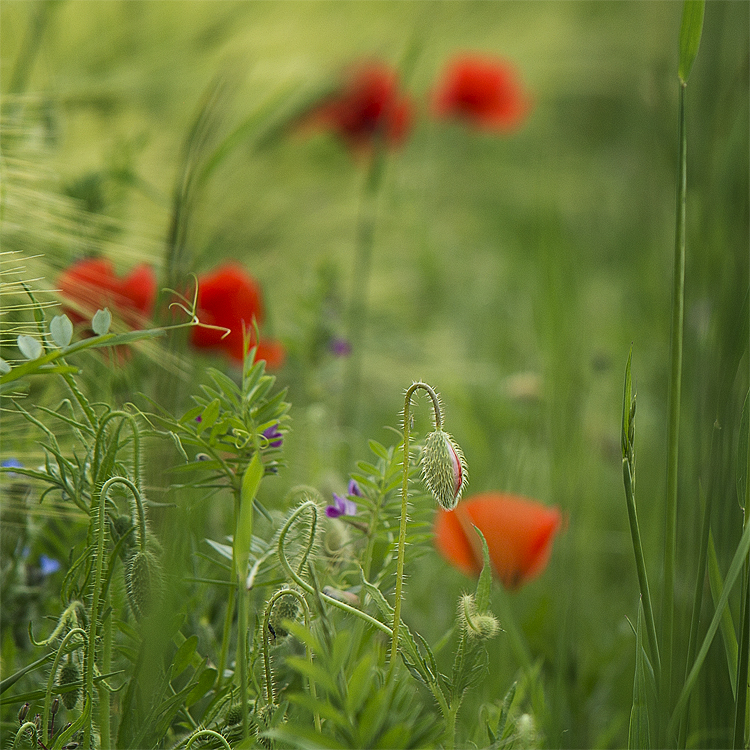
[628,602,652,749]
[474,526,492,612]
[678,0,705,84]
[738,390,749,509]
[707,531,738,697]
[235,453,263,580]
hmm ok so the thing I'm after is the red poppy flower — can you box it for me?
[304,63,413,152]
[433,492,562,590]
[57,257,157,328]
[432,55,531,131]
[191,263,284,368]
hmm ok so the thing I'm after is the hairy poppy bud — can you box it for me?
[458,593,500,641]
[421,430,468,510]
[58,662,81,710]
[267,591,300,643]
[125,549,163,621]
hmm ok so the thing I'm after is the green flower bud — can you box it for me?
[125,549,163,621]
[267,591,300,644]
[458,593,500,641]
[58,662,81,710]
[421,430,468,510]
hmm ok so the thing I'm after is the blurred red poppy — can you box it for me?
[57,257,157,328]
[432,55,530,131]
[191,263,284,368]
[433,492,561,590]
[304,63,413,152]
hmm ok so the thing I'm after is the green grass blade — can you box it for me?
[678,0,705,84]
[669,517,750,737]
[706,530,738,698]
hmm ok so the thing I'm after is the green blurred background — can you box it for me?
[2,2,748,747]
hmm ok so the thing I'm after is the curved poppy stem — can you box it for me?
[389,382,442,668]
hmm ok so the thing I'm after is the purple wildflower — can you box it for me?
[329,337,352,357]
[326,493,357,518]
[262,424,283,448]
[348,479,363,497]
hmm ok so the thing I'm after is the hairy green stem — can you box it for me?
[278,502,391,636]
[261,588,321,731]
[99,608,112,749]
[13,722,39,750]
[184,729,232,750]
[390,382,442,668]
[662,80,687,742]
[43,627,86,744]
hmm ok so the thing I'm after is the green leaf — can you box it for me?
[17,335,43,360]
[628,602,653,749]
[678,0,705,84]
[199,399,221,432]
[50,314,74,347]
[185,665,216,706]
[91,308,112,335]
[235,453,263,580]
[172,635,198,678]
[474,527,492,612]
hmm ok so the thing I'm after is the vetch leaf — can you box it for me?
[91,308,112,335]
[17,335,43,360]
[50,314,74,347]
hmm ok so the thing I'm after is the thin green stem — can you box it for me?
[623,459,661,676]
[340,149,387,428]
[390,382,443,668]
[216,585,236,690]
[662,80,687,742]
[236,580,249,740]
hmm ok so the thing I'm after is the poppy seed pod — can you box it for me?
[421,430,468,510]
[125,549,163,621]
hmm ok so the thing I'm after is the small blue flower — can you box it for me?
[262,424,283,449]
[347,479,363,497]
[2,458,23,477]
[326,493,357,519]
[39,555,61,576]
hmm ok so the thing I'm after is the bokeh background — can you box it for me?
[2,2,748,747]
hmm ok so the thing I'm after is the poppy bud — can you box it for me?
[58,662,81,710]
[458,593,500,641]
[421,430,468,510]
[267,591,300,643]
[125,549,163,621]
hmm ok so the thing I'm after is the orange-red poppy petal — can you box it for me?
[434,492,562,590]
